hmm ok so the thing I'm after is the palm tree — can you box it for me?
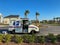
[56,17,59,23]
[57,17,60,24]
[24,10,30,18]
[59,17,60,24]
[36,12,40,25]
[59,17,60,21]
[53,18,55,21]
[36,12,40,21]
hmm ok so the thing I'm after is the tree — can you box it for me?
[36,12,40,26]
[53,18,55,23]
[36,12,40,21]
[24,10,30,18]
[56,17,58,23]
[48,20,53,24]
[57,17,60,24]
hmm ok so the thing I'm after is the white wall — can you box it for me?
[0,13,3,23]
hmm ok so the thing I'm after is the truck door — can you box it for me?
[23,20,29,33]
[13,21,22,33]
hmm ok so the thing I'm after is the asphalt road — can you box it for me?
[36,24,60,36]
[0,24,60,36]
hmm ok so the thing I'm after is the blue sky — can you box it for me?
[0,0,60,21]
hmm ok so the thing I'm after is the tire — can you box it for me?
[12,30,15,34]
[30,30,36,34]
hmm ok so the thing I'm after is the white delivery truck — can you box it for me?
[8,18,39,34]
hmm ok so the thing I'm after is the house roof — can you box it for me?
[4,15,19,18]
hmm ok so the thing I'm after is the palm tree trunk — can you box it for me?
[36,15,38,26]
[25,15,27,18]
[36,15,38,21]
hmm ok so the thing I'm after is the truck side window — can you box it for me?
[16,21,19,26]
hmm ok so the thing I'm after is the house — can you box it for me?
[0,14,21,30]
[0,13,3,23]
[0,13,9,29]
[4,15,20,24]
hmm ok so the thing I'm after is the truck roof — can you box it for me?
[20,18,29,20]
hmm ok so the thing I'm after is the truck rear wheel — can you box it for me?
[12,30,15,34]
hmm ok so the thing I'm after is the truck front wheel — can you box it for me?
[30,30,36,34]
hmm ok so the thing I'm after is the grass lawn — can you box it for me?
[49,23,60,26]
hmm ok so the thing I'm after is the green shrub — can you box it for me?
[22,34,30,43]
[38,36,45,43]
[0,34,3,42]
[48,33,57,43]
[28,34,36,43]
[3,34,11,43]
[23,34,36,43]
[56,34,60,42]
[15,35,23,43]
